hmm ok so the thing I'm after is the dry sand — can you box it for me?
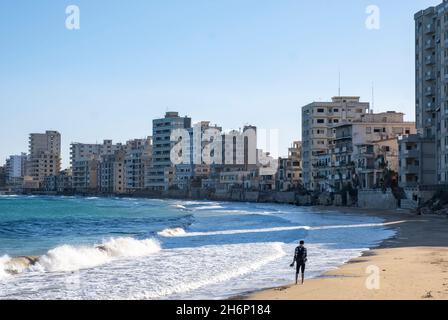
[246,208,448,300]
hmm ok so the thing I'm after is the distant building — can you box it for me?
[321,112,416,191]
[42,169,73,193]
[204,126,260,191]
[5,153,27,188]
[174,121,222,190]
[71,140,123,193]
[276,141,302,191]
[72,157,100,193]
[26,131,61,188]
[301,96,370,191]
[57,169,73,193]
[124,137,152,192]
[99,149,126,194]
[0,166,6,189]
[147,112,192,191]
[71,140,123,165]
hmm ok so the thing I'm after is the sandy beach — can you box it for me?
[246,208,448,300]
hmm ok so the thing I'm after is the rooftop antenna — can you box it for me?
[371,81,375,114]
[338,70,341,97]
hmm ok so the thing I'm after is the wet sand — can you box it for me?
[246,208,448,300]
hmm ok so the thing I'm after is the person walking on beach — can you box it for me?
[290,240,307,285]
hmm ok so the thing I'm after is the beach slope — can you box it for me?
[247,210,448,300]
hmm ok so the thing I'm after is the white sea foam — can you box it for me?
[157,228,187,237]
[172,204,187,210]
[158,221,403,238]
[33,237,161,273]
[0,255,12,280]
[193,205,224,210]
[130,242,286,299]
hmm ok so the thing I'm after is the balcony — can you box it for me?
[425,56,435,65]
[405,165,420,174]
[425,87,435,96]
[425,40,435,50]
[403,149,420,159]
[425,102,435,111]
[425,72,435,81]
[425,23,435,34]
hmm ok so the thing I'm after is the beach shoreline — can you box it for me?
[2,195,448,300]
[244,207,448,300]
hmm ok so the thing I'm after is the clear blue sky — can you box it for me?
[0,0,441,168]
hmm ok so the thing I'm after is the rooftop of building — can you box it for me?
[415,0,448,19]
[303,96,370,108]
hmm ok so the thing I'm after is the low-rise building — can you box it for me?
[43,169,73,193]
[57,169,73,193]
[72,157,100,193]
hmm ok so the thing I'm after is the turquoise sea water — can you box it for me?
[0,195,395,299]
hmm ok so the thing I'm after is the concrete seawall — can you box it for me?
[357,189,398,210]
[24,188,408,210]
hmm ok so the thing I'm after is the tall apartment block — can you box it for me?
[124,137,152,191]
[147,112,192,191]
[301,96,370,190]
[174,121,223,190]
[414,0,448,184]
[99,149,126,194]
[26,131,61,187]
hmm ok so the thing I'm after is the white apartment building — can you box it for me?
[174,121,222,190]
[147,112,191,191]
[301,96,370,191]
[5,153,27,186]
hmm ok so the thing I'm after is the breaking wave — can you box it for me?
[0,237,161,277]
[158,221,403,238]
[34,237,161,273]
[0,256,12,280]
[157,228,187,237]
